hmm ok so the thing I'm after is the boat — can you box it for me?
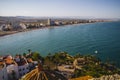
[95,50,98,54]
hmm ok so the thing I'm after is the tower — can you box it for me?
[47,18,51,26]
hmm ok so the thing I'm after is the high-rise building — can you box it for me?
[47,18,55,26]
[47,18,51,26]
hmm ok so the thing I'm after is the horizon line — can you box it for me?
[0,15,120,19]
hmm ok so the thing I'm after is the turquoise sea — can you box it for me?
[0,21,120,67]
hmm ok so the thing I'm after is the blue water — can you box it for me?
[0,21,120,66]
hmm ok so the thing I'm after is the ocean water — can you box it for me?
[0,21,120,66]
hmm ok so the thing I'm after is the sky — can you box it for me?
[0,0,120,19]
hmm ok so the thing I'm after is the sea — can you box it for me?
[0,21,120,67]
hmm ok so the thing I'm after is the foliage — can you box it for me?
[31,52,42,61]
[73,54,120,78]
[18,50,120,79]
[23,53,26,57]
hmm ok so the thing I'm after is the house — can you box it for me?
[3,55,19,80]
[26,57,38,71]
[14,55,29,78]
[0,60,8,80]
[0,24,6,31]
[19,23,27,30]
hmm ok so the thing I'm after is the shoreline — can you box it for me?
[0,24,79,37]
[0,21,108,37]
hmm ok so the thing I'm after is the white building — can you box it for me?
[0,25,3,31]
[6,64,19,80]
[0,24,5,31]
[0,24,12,31]
[47,18,51,26]
[19,23,27,30]
[14,56,29,78]
[3,55,19,80]
[47,18,55,26]
[18,64,29,77]
[0,61,8,80]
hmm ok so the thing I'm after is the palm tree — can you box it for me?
[28,49,31,54]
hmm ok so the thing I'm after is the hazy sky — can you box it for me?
[0,0,120,18]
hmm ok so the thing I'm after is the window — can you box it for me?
[3,76,4,79]
[19,73,22,76]
[26,67,29,69]
[19,69,21,71]
[23,73,25,75]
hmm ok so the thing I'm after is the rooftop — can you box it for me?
[27,58,33,63]
[14,56,28,66]
[0,60,5,70]
[21,63,67,80]
[3,55,17,66]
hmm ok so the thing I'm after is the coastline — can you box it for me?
[0,27,47,37]
[0,24,77,37]
[0,21,120,68]
[0,21,109,37]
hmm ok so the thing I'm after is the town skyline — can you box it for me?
[0,0,120,19]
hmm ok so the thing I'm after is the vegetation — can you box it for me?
[72,55,120,78]
[22,50,120,78]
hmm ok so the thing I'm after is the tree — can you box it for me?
[28,49,31,54]
[23,53,26,57]
[74,53,82,58]
[44,57,56,70]
[32,52,41,61]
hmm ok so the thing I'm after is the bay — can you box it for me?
[0,21,120,67]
